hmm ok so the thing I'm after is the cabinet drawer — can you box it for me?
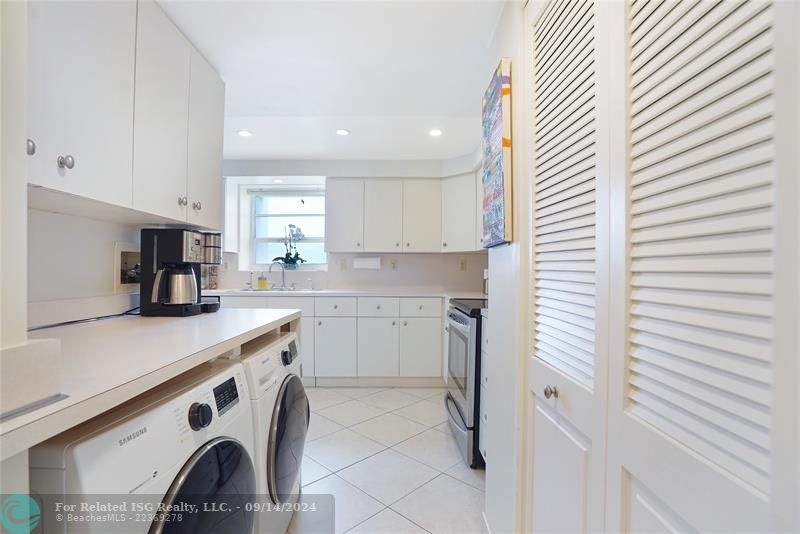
[269,296,315,317]
[400,298,442,317]
[315,297,357,316]
[357,297,399,317]
[221,296,268,308]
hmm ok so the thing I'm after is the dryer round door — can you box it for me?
[150,437,256,534]
[266,373,310,504]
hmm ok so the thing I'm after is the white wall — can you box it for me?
[484,2,528,533]
[218,251,487,293]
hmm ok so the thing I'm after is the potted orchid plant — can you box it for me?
[272,224,307,269]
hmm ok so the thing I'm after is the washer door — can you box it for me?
[267,373,310,504]
[150,437,256,534]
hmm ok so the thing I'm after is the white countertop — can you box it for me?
[1,308,300,460]
[207,288,488,299]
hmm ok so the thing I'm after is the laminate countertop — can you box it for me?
[1,308,300,460]
[206,288,488,299]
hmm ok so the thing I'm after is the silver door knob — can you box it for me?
[26,139,36,156]
[543,385,559,399]
[57,154,75,169]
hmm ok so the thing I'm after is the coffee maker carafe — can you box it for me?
[140,228,220,317]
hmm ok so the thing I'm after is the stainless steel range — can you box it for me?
[445,298,486,468]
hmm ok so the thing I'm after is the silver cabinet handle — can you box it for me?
[57,154,75,169]
[543,385,559,399]
[26,139,36,156]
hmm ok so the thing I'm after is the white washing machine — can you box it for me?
[237,331,309,534]
[29,359,257,534]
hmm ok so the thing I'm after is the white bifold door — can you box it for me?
[525,0,799,532]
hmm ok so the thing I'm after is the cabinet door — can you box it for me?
[27,0,136,207]
[441,174,477,252]
[402,180,442,252]
[325,179,364,252]
[314,318,357,377]
[300,317,315,378]
[187,48,225,230]
[363,180,403,252]
[399,318,441,377]
[132,0,190,221]
[357,318,399,377]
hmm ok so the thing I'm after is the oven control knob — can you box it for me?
[188,402,213,430]
[281,349,292,366]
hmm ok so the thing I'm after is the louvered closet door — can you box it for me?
[605,0,799,531]
[526,0,611,531]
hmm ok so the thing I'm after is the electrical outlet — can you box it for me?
[339,258,347,270]
[460,259,468,272]
[390,260,398,270]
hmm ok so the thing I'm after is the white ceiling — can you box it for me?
[159,1,506,161]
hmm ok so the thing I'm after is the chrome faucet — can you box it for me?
[269,261,286,289]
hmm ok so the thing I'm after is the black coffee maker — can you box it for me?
[140,228,221,317]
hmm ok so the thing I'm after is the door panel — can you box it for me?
[132,0,190,221]
[363,180,403,252]
[441,174,476,252]
[526,0,609,532]
[314,318,356,377]
[403,180,442,252]
[325,179,364,252]
[357,318,399,377]
[399,318,442,377]
[27,0,136,207]
[531,395,590,534]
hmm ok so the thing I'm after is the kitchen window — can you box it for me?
[251,191,327,266]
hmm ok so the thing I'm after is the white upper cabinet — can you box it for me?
[132,0,190,221]
[441,173,477,252]
[325,179,364,252]
[187,48,225,230]
[363,179,403,252]
[402,180,442,252]
[27,0,137,207]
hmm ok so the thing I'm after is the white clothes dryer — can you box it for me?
[29,359,257,534]
[237,332,309,534]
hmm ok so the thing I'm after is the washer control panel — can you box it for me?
[213,376,240,416]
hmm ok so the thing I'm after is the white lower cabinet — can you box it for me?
[300,317,315,379]
[314,317,357,377]
[357,318,399,377]
[399,318,441,377]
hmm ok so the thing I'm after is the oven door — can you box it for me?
[446,308,477,428]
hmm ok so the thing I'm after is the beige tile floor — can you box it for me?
[291,386,485,534]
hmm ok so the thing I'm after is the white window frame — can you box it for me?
[249,188,327,270]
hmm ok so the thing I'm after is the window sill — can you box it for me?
[249,263,328,272]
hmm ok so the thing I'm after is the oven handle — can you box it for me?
[445,393,468,433]
[447,314,471,337]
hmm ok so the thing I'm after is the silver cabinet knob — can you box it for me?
[419,305,423,310]
[443,242,448,247]
[26,139,36,156]
[543,385,559,399]
[396,242,400,247]
[192,201,202,210]
[403,321,408,326]
[406,242,410,247]
[333,304,338,309]
[377,305,381,310]
[392,321,396,326]
[356,242,361,247]
[57,154,75,169]
[318,321,322,326]
[178,196,188,206]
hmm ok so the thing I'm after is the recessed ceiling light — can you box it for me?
[237,130,253,137]
[335,129,350,136]
[273,179,284,184]
[429,128,443,137]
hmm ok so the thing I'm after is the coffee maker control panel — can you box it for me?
[182,231,206,264]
